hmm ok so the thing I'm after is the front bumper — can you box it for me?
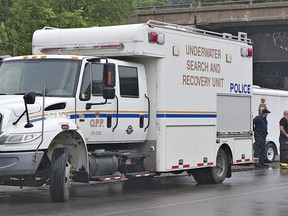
[0,151,44,176]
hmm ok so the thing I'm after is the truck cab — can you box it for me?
[0,56,148,145]
[0,55,149,199]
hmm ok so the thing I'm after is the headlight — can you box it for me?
[1,133,41,144]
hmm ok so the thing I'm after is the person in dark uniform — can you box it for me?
[279,110,288,168]
[253,108,271,167]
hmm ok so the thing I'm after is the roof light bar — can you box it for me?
[40,47,60,54]
[40,43,124,54]
[96,43,124,50]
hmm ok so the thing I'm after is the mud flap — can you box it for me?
[226,165,232,178]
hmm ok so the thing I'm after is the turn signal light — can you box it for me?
[61,124,69,130]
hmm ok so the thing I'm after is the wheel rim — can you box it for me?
[266,146,275,161]
[64,161,72,194]
[216,153,225,177]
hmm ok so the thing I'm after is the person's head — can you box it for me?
[261,97,265,103]
[284,110,288,119]
[262,108,271,117]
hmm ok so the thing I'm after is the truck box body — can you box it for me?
[0,21,253,201]
[252,86,288,162]
[32,21,253,171]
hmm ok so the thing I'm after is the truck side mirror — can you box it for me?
[13,92,36,127]
[24,92,36,104]
[23,92,36,128]
[103,63,116,87]
[103,63,116,99]
[103,87,115,100]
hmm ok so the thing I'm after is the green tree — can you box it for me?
[0,0,56,55]
[41,0,137,27]
[0,1,14,55]
[48,0,88,28]
[136,0,168,7]
[82,0,137,26]
[0,0,138,56]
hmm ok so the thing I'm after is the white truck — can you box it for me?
[0,21,253,202]
[252,86,288,163]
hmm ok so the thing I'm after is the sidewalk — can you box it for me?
[232,155,280,172]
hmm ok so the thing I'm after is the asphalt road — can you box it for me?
[1,165,288,216]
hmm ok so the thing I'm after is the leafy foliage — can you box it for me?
[0,0,137,56]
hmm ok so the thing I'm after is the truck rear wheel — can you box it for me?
[191,168,208,183]
[50,148,71,202]
[265,142,276,163]
[191,148,227,184]
[206,148,228,183]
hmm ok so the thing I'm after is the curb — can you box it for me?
[232,161,280,172]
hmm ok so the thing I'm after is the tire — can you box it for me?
[205,148,228,183]
[191,168,209,183]
[50,148,71,202]
[191,149,228,184]
[265,142,276,163]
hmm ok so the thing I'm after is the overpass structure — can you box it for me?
[136,2,288,90]
[137,2,288,28]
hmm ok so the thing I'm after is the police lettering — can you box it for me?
[90,119,104,127]
[230,83,251,94]
[44,112,67,119]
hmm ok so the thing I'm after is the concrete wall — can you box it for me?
[137,2,288,28]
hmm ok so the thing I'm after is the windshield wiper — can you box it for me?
[14,92,43,96]
[0,93,6,95]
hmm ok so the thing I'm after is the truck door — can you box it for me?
[112,63,148,143]
[76,60,148,144]
[76,61,114,144]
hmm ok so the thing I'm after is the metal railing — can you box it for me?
[146,20,251,43]
[138,0,288,10]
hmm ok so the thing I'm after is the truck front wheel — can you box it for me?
[50,148,71,202]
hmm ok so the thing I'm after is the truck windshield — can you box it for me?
[0,59,80,97]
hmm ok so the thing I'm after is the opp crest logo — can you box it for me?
[126,125,134,135]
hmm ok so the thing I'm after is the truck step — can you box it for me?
[125,171,155,178]
[89,172,155,182]
[90,175,126,182]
